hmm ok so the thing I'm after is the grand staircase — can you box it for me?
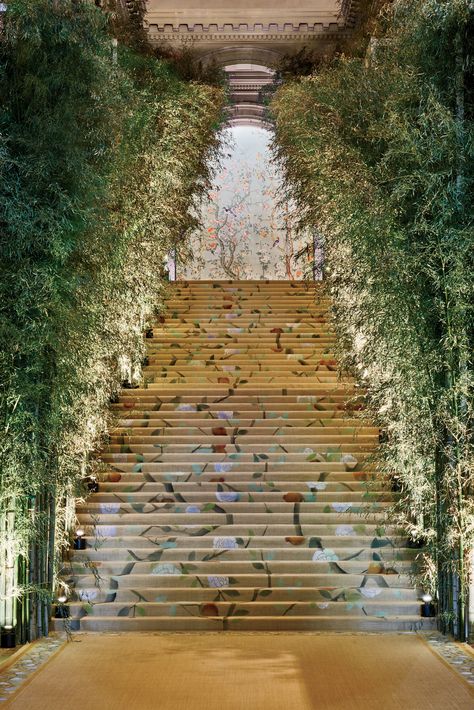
[63,280,431,631]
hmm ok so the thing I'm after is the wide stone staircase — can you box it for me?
[62,280,432,631]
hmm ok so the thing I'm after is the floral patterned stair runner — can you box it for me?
[61,280,434,631]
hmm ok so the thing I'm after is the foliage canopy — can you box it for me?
[0,0,224,640]
[272,0,473,638]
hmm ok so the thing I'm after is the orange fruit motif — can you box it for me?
[200,603,219,617]
[285,536,306,545]
[283,492,304,503]
[212,427,227,436]
[108,472,122,482]
[212,444,227,453]
[367,562,384,574]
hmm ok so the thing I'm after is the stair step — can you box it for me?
[55,615,436,633]
[70,547,416,562]
[70,585,419,603]
[74,534,406,549]
[67,572,414,589]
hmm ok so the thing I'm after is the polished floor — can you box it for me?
[5,632,473,709]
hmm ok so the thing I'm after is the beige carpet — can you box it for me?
[5,633,473,710]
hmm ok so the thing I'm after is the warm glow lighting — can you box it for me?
[76,528,85,538]
[421,593,432,603]
[57,594,68,604]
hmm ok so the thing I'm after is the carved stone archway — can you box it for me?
[144,1,360,125]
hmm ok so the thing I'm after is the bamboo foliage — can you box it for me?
[0,0,224,641]
[272,0,473,638]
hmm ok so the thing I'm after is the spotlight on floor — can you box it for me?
[0,625,16,649]
[54,594,70,619]
[420,593,436,617]
[73,527,87,550]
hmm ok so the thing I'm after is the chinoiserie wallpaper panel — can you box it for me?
[179,126,309,280]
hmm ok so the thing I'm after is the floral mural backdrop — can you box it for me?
[179,125,308,280]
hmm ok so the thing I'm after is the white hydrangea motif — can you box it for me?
[360,586,382,598]
[335,525,356,536]
[216,491,239,503]
[332,502,352,513]
[152,563,181,575]
[214,463,233,473]
[217,412,233,420]
[99,503,121,514]
[213,536,238,549]
[341,454,358,470]
[317,602,330,609]
[185,505,201,513]
[78,589,98,602]
[207,575,230,588]
[303,448,314,455]
[312,549,339,562]
[99,526,117,537]
[307,482,327,490]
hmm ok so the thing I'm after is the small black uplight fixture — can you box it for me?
[54,593,70,619]
[84,476,99,494]
[0,624,16,649]
[420,593,436,618]
[73,527,87,551]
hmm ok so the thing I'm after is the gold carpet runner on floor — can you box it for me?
[63,280,434,631]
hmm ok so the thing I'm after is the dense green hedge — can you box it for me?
[0,0,224,640]
[272,0,473,638]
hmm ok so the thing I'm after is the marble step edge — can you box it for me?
[63,600,425,619]
[53,615,436,632]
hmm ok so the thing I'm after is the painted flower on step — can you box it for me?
[99,526,117,537]
[332,502,352,513]
[217,411,233,420]
[216,491,239,503]
[360,586,382,599]
[99,503,121,514]
[341,454,358,470]
[207,575,230,588]
[283,492,304,503]
[303,447,314,455]
[152,563,181,575]
[335,525,356,536]
[214,463,233,473]
[312,549,339,562]
[185,505,201,513]
[307,482,327,490]
[78,589,98,602]
[177,404,196,411]
[213,536,238,549]
[317,602,330,609]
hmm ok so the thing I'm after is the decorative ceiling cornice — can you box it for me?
[149,31,348,44]
[145,0,363,46]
